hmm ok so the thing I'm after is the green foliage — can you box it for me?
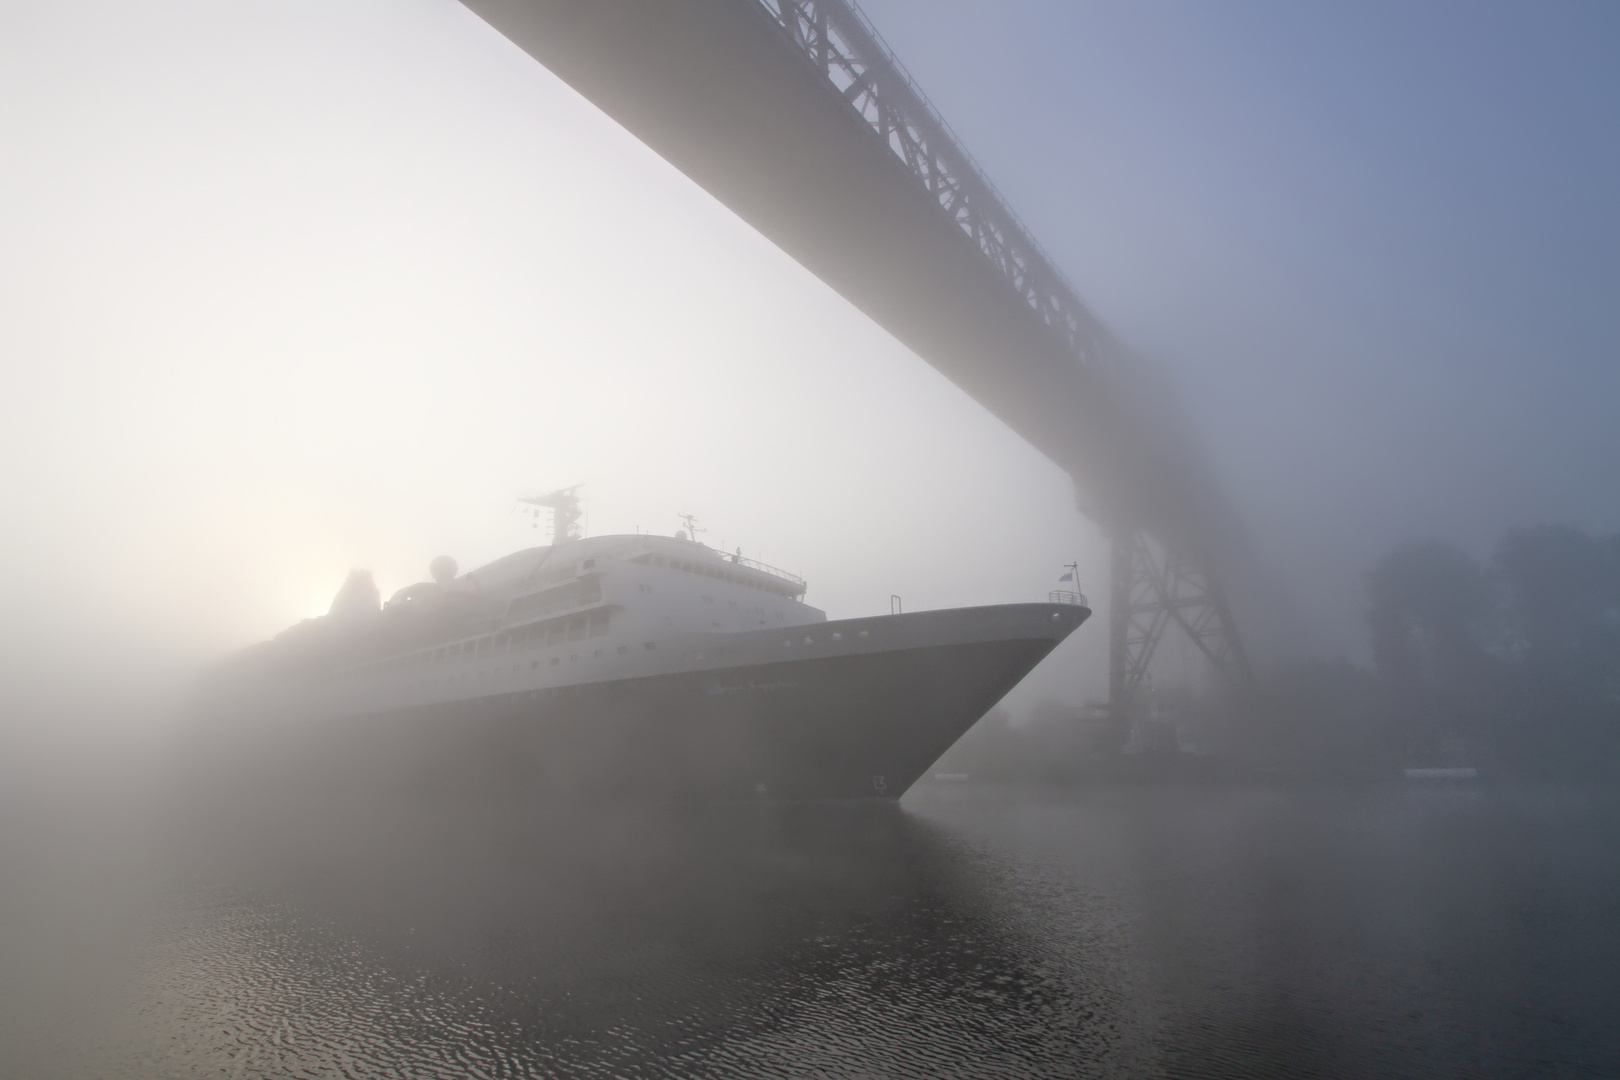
[1365,540,1494,755]
[1365,525,1620,776]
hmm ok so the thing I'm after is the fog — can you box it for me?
[3,1,1618,1074]
[858,0,1620,657]
[3,1,1612,704]
[1,0,1115,711]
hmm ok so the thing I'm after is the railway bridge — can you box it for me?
[460,0,1256,721]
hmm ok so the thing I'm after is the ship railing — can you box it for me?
[724,552,807,591]
[1049,590,1089,607]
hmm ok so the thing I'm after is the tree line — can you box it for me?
[931,523,1619,785]
[1360,523,1620,777]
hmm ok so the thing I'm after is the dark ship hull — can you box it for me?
[239,604,1087,803]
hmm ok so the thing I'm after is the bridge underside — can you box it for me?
[462,0,1138,512]
[459,0,1253,715]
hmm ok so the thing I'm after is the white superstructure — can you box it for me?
[280,533,829,720]
[195,497,1092,801]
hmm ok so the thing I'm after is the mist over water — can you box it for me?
[6,750,1618,1078]
[4,0,1619,1075]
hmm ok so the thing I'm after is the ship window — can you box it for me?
[804,636,813,645]
[565,617,584,642]
[644,642,656,650]
[593,649,602,659]
[569,653,577,662]
[433,647,445,662]
[550,657,559,666]
[831,632,841,641]
[858,630,869,639]
[582,559,595,569]
[617,645,627,654]
[531,660,538,669]
[545,623,562,645]
[587,612,609,637]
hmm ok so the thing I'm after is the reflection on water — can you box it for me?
[6,781,1619,1078]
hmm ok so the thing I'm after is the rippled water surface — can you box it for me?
[5,779,1618,1078]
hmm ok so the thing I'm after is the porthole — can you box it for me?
[831,631,842,641]
[857,630,869,639]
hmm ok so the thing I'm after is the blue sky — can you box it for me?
[860,0,1620,644]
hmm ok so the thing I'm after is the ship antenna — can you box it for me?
[677,512,705,544]
[517,486,584,544]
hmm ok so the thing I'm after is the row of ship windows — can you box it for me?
[348,610,614,678]
[422,643,643,680]
[628,552,797,598]
[783,629,868,648]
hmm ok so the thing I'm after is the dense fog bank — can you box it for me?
[935,523,1620,785]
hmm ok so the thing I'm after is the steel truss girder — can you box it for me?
[454,0,1258,716]
[755,0,1116,378]
[757,0,1256,714]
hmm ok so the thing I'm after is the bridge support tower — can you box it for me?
[1108,527,1254,732]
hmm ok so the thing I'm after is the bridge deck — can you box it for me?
[461,0,1132,508]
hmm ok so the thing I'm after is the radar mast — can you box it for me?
[518,486,583,544]
[676,512,706,544]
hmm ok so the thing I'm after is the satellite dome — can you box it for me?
[430,555,458,584]
[674,529,688,542]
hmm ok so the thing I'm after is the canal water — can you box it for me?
[4,774,1617,1078]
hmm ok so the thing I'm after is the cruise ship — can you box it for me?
[196,492,1090,801]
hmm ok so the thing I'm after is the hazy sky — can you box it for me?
[3,0,1616,711]
[858,0,1620,651]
